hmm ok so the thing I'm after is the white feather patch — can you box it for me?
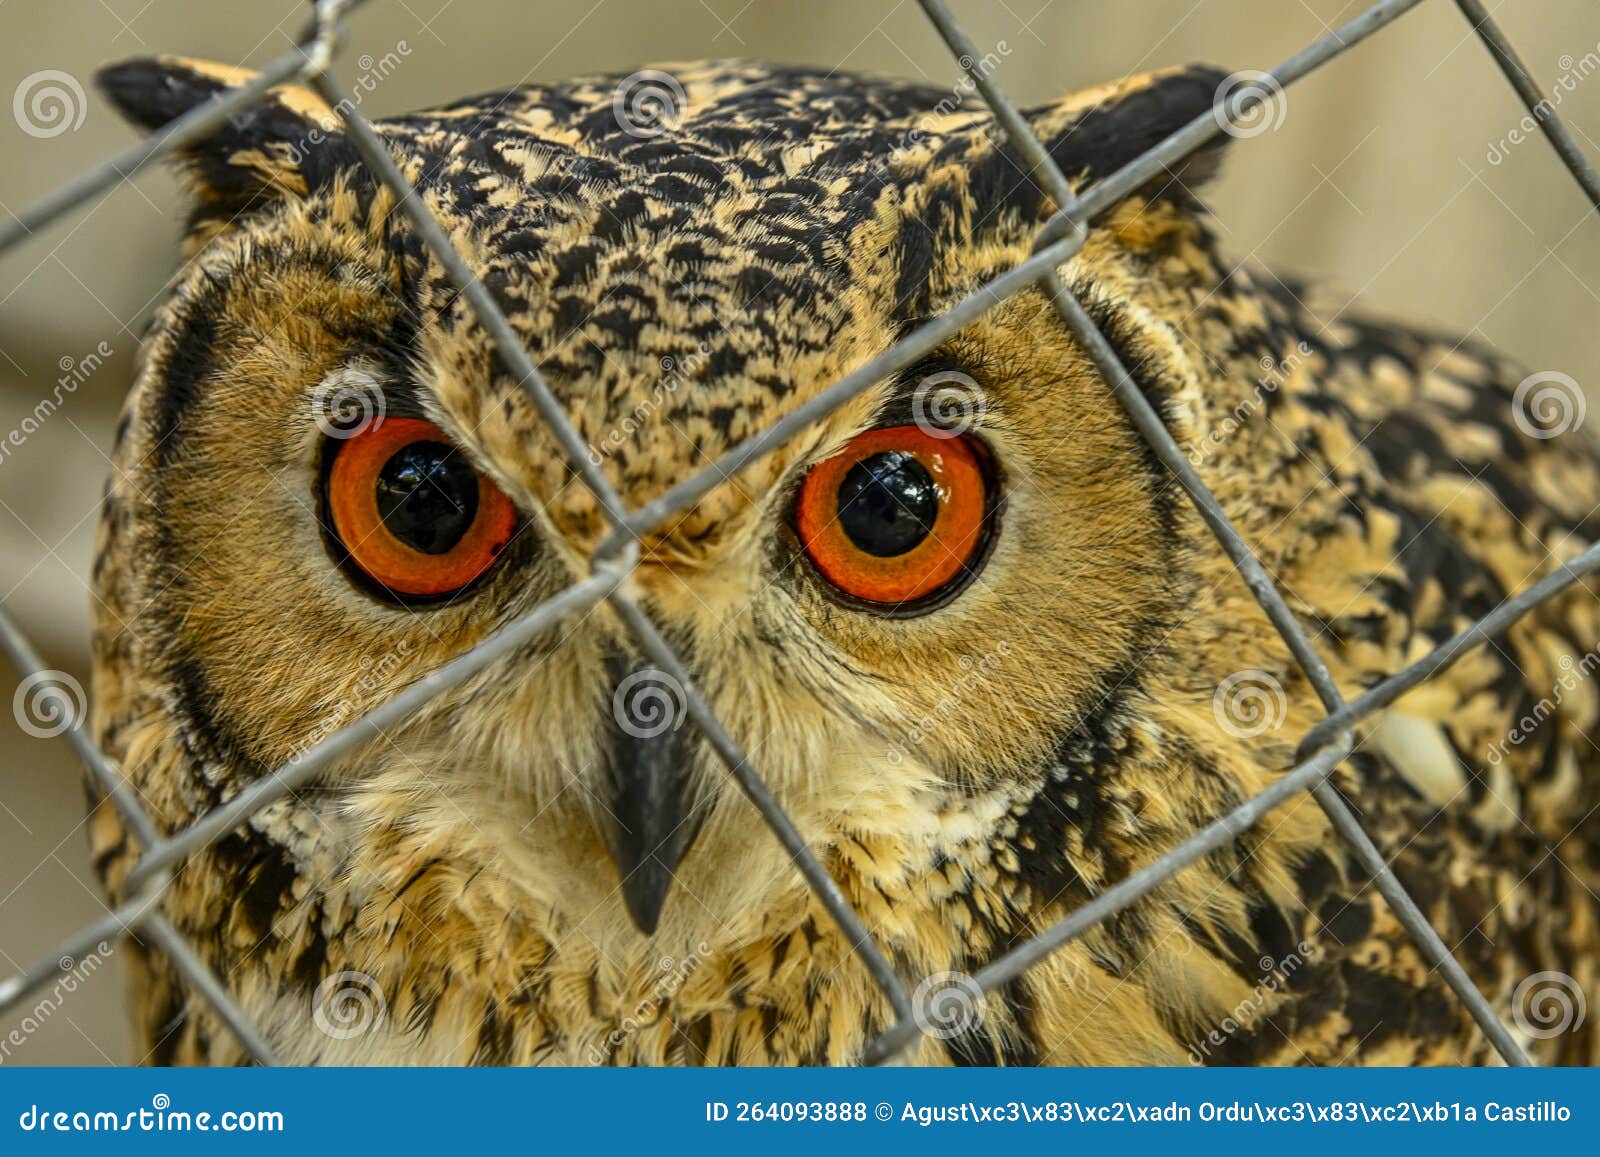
[1367,711,1467,807]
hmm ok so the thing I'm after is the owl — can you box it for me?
[86,54,1600,1067]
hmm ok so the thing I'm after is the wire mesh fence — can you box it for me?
[0,0,1597,1067]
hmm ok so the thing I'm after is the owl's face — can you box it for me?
[95,59,1233,965]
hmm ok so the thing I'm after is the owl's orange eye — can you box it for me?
[324,417,517,601]
[794,425,996,611]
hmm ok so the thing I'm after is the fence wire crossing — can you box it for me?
[1,0,1597,1067]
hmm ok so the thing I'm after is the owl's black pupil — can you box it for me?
[836,451,939,557]
[374,441,479,555]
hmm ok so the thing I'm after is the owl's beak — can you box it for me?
[600,656,705,936]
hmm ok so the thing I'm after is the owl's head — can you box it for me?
[93,56,1270,973]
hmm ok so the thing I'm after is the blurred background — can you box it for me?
[1,0,1597,1064]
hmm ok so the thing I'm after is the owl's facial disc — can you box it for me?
[310,385,1010,934]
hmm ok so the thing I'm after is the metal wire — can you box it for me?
[1,0,1595,1067]
[1455,0,1600,213]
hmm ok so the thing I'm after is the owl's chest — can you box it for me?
[165,781,1074,1066]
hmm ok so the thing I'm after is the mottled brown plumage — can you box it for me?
[87,55,1599,1066]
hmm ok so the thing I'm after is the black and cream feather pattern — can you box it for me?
[83,55,1598,1066]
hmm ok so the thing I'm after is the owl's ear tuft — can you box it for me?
[96,56,357,225]
[1024,65,1234,203]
